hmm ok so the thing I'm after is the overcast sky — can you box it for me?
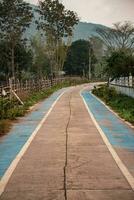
[26,0,134,27]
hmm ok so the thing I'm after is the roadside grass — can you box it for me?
[92,85,134,125]
[0,79,88,135]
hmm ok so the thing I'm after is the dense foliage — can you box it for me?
[0,41,33,81]
[0,0,33,78]
[0,0,79,81]
[64,39,97,78]
[105,50,134,80]
[92,85,134,124]
[38,0,79,76]
[97,22,134,79]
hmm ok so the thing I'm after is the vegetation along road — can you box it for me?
[0,83,134,200]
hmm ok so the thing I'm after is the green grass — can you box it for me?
[92,85,134,124]
[0,79,88,135]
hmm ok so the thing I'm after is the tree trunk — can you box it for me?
[11,45,15,79]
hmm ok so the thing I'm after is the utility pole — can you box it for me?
[88,39,92,80]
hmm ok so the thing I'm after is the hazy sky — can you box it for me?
[26,0,134,27]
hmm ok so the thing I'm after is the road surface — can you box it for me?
[0,84,134,200]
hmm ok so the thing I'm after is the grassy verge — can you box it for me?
[0,79,88,135]
[92,85,134,125]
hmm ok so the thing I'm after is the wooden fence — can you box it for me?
[0,78,67,101]
[0,76,86,101]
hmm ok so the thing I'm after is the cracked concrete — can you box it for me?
[0,85,134,200]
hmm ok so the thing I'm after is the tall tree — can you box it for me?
[96,21,134,52]
[64,40,97,78]
[106,50,134,80]
[90,36,105,59]
[0,0,33,78]
[97,21,134,80]
[0,40,33,81]
[38,0,79,40]
[37,0,79,75]
[89,36,106,78]
[31,35,51,79]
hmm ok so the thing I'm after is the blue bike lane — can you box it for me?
[0,88,66,179]
[81,91,134,177]
[82,91,134,150]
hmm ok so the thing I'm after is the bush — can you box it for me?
[92,85,134,124]
[92,85,117,102]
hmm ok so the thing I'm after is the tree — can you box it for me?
[55,37,72,74]
[97,21,134,52]
[37,0,79,75]
[38,0,79,40]
[105,50,134,80]
[0,0,33,78]
[0,40,33,81]
[0,40,33,80]
[90,36,105,59]
[97,21,134,80]
[31,35,51,78]
[64,40,97,78]
[15,44,33,80]
[89,36,106,78]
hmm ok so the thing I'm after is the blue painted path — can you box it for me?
[0,89,65,179]
[82,91,134,151]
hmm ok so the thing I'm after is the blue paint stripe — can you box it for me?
[0,89,65,178]
[82,92,134,151]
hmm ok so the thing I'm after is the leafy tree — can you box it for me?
[37,0,79,75]
[64,40,97,78]
[89,36,106,78]
[97,21,134,80]
[15,44,33,80]
[0,0,33,78]
[31,35,51,79]
[0,40,33,81]
[38,0,79,40]
[105,50,134,80]
[90,36,105,59]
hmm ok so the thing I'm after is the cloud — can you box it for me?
[26,0,134,26]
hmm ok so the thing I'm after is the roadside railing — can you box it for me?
[0,76,86,101]
[0,78,66,100]
[109,76,134,98]
[110,76,134,88]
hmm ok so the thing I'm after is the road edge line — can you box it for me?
[80,90,134,191]
[0,89,66,196]
[90,91,134,129]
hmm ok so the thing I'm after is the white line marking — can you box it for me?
[0,90,66,196]
[80,90,134,191]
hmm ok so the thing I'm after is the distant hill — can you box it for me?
[72,22,107,41]
[25,4,108,42]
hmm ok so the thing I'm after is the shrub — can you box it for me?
[92,85,134,124]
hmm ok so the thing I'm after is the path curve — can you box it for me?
[0,84,134,200]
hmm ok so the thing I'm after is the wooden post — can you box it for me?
[9,78,12,100]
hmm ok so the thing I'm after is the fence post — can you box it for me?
[9,78,12,100]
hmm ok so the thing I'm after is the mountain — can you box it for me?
[72,22,107,41]
[25,4,107,42]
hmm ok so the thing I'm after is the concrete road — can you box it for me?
[0,85,134,200]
